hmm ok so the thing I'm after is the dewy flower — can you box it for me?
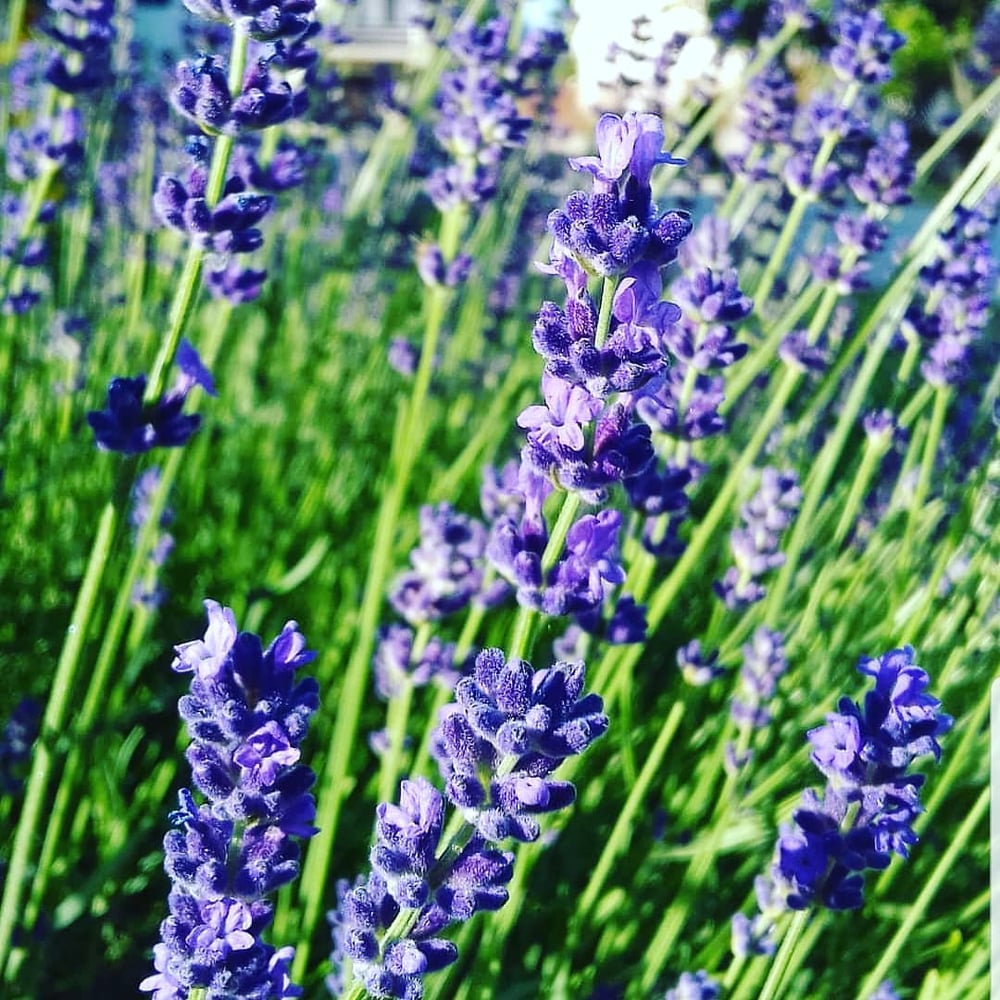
[748,646,950,926]
[87,339,216,454]
[141,600,320,998]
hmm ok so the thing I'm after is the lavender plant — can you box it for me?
[0,0,996,996]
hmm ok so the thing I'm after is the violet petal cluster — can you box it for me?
[140,601,320,998]
[373,624,463,700]
[87,339,216,454]
[751,646,950,919]
[902,193,998,389]
[551,112,691,278]
[431,648,609,843]
[388,503,489,626]
[426,16,531,210]
[713,468,801,611]
[43,0,116,94]
[330,650,605,998]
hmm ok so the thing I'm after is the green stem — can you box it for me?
[898,386,950,576]
[915,74,1000,181]
[0,163,59,300]
[145,25,247,402]
[750,82,859,308]
[20,313,229,936]
[292,203,466,978]
[0,499,121,977]
[856,785,989,999]
[572,701,685,936]
[831,433,889,546]
[757,909,809,1000]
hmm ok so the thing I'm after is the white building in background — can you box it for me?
[568,0,749,118]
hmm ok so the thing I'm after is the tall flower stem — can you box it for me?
[555,700,685,985]
[144,23,247,403]
[0,25,249,965]
[0,495,122,977]
[896,385,950,584]
[858,785,988,998]
[753,909,811,1000]
[18,311,231,939]
[293,203,467,977]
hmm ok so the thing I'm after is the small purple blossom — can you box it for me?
[142,602,319,997]
[87,341,216,454]
[749,646,951,926]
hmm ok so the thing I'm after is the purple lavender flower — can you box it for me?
[153,163,274,255]
[0,698,40,797]
[551,112,690,277]
[373,624,462,699]
[388,503,489,626]
[87,340,216,454]
[903,194,998,389]
[749,646,951,925]
[664,969,720,1000]
[432,648,608,842]
[141,601,319,997]
[830,10,905,86]
[330,651,606,997]
[425,16,531,210]
[714,469,801,611]
[43,0,116,94]
[730,628,788,730]
[677,640,723,687]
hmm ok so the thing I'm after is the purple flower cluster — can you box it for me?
[727,65,797,183]
[809,120,915,294]
[431,648,608,842]
[751,646,950,918]
[488,500,628,621]
[87,339,216,454]
[140,600,320,999]
[154,154,274,256]
[714,468,800,611]
[779,10,904,213]
[551,112,691,278]
[153,0,318,303]
[388,503,491,626]
[726,628,789,773]
[664,969,720,1000]
[331,649,606,997]
[42,0,116,95]
[130,467,176,610]
[902,193,998,389]
[425,14,536,211]
[372,625,462,701]
[0,698,40,797]
[623,215,752,557]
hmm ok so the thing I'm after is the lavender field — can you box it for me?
[0,0,996,997]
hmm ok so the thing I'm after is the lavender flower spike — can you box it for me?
[433,648,608,843]
[87,339,216,454]
[331,650,607,997]
[141,601,320,999]
[749,646,950,925]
